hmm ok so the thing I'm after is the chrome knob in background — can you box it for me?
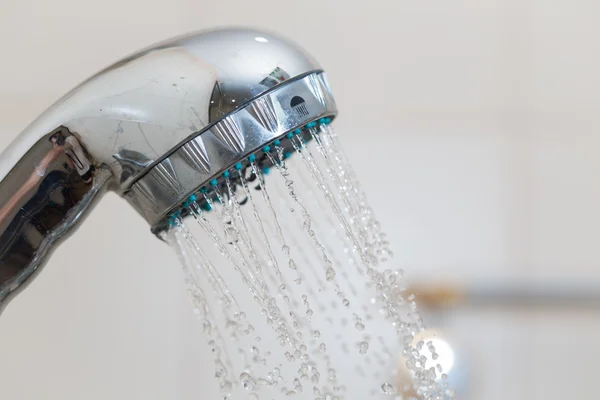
[0,27,337,313]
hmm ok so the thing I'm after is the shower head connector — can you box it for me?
[0,27,337,312]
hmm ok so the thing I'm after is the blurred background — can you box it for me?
[1,0,599,399]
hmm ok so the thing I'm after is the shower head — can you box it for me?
[0,27,337,312]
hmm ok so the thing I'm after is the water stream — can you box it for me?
[163,126,454,400]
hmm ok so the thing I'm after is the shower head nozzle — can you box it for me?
[0,27,337,311]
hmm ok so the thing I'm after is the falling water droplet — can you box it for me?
[326,267,336,280]
[381,382,395,395]
[240,372,256,391]
[311,372,321,384]
[358,341,369,355]
[289,259,297,270]
[328,368,337,380]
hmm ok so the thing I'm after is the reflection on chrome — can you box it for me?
[0,127,111,312]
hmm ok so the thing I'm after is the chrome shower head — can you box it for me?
[0,27,337,312]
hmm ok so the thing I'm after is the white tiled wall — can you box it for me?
[1,0,599,398]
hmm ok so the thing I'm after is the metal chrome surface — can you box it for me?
[0,27,337,312]
[127,72,336,225]
[0,129,112,312]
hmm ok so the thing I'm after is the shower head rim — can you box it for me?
[127,71,338,227]
[125,69,323,186]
